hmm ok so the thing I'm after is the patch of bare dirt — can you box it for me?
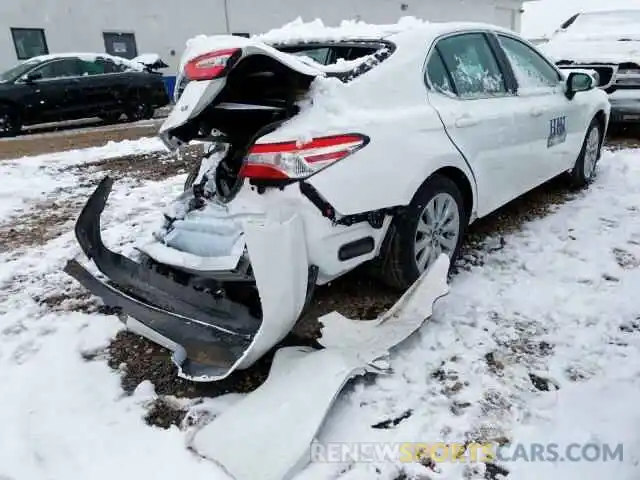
[0,198,82,251]
[74,144,202,182]
[0,123,161,160]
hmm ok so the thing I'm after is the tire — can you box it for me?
[376,174,468,290]
[99,112,122,124]
[125,96,154,122]
[568,118,602,188]
[0,106,21,138]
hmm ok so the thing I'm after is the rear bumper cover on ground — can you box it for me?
[64,176,313,382]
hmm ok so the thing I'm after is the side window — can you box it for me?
[425,50,454,95]
[32,59,81,79]
[436,33,506,98]
[497,35,562,89]
[78,60,105,76]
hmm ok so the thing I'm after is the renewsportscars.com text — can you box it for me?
[310,442,624,463]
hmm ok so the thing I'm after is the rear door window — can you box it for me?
[436,33,507,98]
[425,50,454,95]
[78,60,105,76]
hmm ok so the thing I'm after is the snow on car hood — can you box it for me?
[540,37,640,64]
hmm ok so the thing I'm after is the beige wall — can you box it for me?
[1,0,526,72]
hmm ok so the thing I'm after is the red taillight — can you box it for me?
[239,134,368,180]
[184,48,241,81]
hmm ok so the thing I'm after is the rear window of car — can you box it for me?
[276,41,395,82]
[174,41,394,101]
[277,44,382,66]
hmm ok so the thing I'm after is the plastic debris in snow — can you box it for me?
[188,255,449,480]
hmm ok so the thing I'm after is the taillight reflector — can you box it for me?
[239,134,368,181]
[184,48,241,81]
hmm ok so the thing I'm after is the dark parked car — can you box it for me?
[0,53,170,137]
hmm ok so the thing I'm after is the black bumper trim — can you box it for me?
[64,176,264,378]
[64,259,251,376]
[71,176,260,336]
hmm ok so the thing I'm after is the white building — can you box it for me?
[1,0,531,92]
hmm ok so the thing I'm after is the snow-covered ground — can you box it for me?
[1,142,640,480]
[0,137,166,222]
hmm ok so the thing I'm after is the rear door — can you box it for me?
[425,32,536,216]
[494,33,585,180]
[76,58,124,115]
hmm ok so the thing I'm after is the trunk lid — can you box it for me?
[159,37,327,149]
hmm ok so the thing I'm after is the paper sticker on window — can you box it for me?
[113,42,127,53]
[548,115,567,148]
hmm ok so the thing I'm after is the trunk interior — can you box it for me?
[171,54,317,198]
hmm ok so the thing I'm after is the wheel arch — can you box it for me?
[593,109,607,158]
[414,166,475,222]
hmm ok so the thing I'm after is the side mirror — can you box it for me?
[565,71,594,100]
[23,71,42,83]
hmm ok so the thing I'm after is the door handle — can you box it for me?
[454,115,479,128]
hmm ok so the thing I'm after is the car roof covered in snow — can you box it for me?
[178,17,516,75]
[252,16,513,46]
[20,52,145,70]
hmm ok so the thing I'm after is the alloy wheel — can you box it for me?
[414,192,461,273]
[583,126,601,179]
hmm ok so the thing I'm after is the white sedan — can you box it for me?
[64,20,611,381]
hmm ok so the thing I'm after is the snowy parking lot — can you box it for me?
[0,133,639,480]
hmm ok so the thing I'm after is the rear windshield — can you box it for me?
[174,41,393,100]
[275,41,394,82]
[276,43,383,66]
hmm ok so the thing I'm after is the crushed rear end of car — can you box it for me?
[64,34,396,382]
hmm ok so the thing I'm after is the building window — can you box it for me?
[103,32,138,59]
[11,28,49,60]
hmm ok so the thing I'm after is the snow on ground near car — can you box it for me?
[0,137,166,222]
[0,145,639,480]
[522,0,640,39]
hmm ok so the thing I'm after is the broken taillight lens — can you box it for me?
[184,48,241,81]
[239,134,369,180]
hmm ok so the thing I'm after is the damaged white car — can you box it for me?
[64,20,610,382]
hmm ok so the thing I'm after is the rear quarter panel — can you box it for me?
[303,107,476,216]
[257,44,477,217]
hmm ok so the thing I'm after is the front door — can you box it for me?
[21,58,85,122]
[495,33,585,184]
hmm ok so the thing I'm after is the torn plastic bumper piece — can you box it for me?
[63,176,312,382]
